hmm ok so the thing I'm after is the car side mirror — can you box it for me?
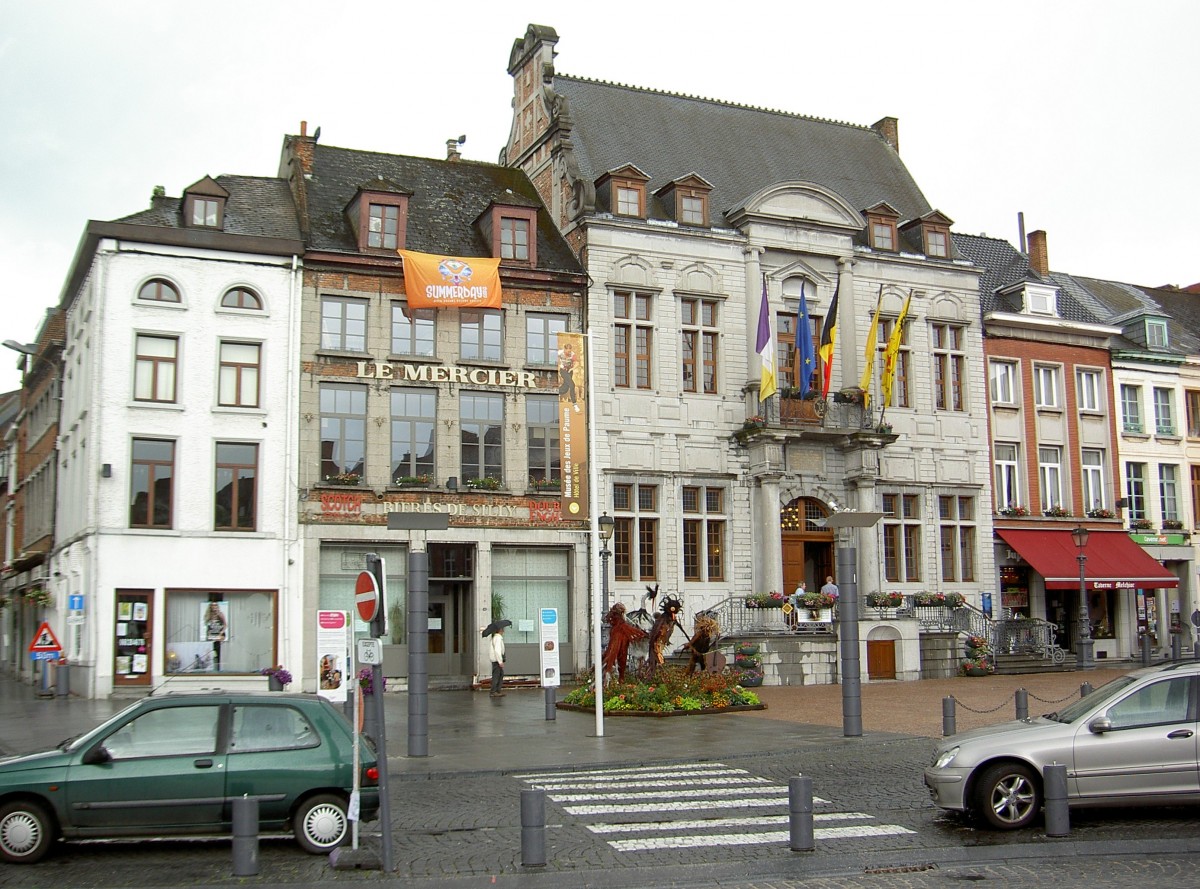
[1088,717,1113,734]
[82,745,112,765]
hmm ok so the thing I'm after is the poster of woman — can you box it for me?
[203,601,229,642]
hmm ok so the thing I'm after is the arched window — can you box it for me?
[221,287,262,310]
[138,278,180,303]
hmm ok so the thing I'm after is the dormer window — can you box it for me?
[182,175,229,230]
[596,164,651,220]
[501,217,530,261]
[925,229,948,257]
[864,202,901,252]
[654,174,713,228]
[476,200,539,266]
[900,210,953,259]
[345,181,411,254]
[1023,283,1058,316]
[1146,318,1168,348]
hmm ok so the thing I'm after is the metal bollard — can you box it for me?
[1043,763,1069,837]
[544,686,556,721]
[1141,632,1152,665]
[788,775,814,851]
[1014,688,1028,721]
[1080,682,1093,698]
[56,661,70,698]
[942,696,956,737]
[232,795,260,876]
[1171,634,1181,662]
[520,789,546,867]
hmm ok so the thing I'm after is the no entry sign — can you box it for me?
[355,571,379,623]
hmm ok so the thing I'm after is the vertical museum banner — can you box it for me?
[556,332,588,520]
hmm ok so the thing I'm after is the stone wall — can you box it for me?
[920,631,961,679]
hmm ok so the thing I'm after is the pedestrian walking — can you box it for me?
[489,624,506,697]
[821,575,839,603]
[787,582,805,630]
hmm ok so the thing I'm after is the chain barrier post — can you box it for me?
[788,775,814,852]
[520,789,546,867]
[232,794,260,875]
[1014,688,1028,720]
[942,696,956,736]
[1171,633,1181,662]
[1043,763,1070,836]
[1080,681,1093,697]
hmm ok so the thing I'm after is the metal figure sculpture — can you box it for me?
[601,602,648,681]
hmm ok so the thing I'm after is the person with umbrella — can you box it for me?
[482,619,511,697]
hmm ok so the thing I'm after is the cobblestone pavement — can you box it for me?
[1,666,1197,889]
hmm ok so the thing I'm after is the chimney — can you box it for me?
[290,120,319,177]
[872,116,899,154]
[1027,229,1049,277]
[446,139,462,162]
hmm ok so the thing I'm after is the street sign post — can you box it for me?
[28,621,63,661]
[355,571,379,624]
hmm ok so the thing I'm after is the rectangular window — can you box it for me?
[925,229,948,257]
[616,186,641,216]
[1039,446,1063,512]
[877,317,910,408]
[319,384,366,482]
[1153,387,1176,435]
[390,303,435,357]
[989,360,1016,404]
[1192,466,1200,531]
[994,443,1021,512]
[500,217,530,261]
[367,203,399,250]
[460,392,503,483]
[191,198,219,227]
[680,297,719,394]
[1081,449,1105,513]
[218,341,261,408]
[526,314,567,366]
[130,438,174,528]
[881,492,921,583]
[1146,319,1168,348]
[938,495,976,582]
[214,442,257,531]
[931,323,965,411]
[614,290,653,389]
[526,395,560,484]
[613,483,658,582]
[1121,384,1143,433]
[390,388,435,484]
[1187,390,1200,438]
[460,309,502,361]
[1159,464,1180,522]
[1126,462,1147,521]
[1077,369,1101,412]
[680,195,705,225]
[871,221,895,251]
[1033,364,1059,408]
[134,334,178,403]
[320,297,367,352]
[165,590,276,674]
[681,486,726,582]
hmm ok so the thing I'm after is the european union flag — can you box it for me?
[796,282,815,395]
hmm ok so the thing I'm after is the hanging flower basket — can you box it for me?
[23,587,53,608]
[744,592,786,609]
[866,592,904,608]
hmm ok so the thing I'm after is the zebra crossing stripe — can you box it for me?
[518,763,743,780]
[608,824,915,852]
[546,783,778,802]
[562,796,816,815]
[587,812,874,833]
[525,770,762,790]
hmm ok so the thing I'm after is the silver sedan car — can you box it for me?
[924,661,1199,829]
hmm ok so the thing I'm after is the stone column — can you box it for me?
[757,474,785,599]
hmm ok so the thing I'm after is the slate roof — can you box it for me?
[117,175,301,241]
[1143,287,1200,355]
[1070,276,1196,356]
[551,75,934,227]
[303,145,580,274]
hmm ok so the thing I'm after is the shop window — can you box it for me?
[164,590,278,675]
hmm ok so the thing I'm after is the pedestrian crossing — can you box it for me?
[518,762,915,853]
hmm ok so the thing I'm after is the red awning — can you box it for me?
[996,528,1179,590]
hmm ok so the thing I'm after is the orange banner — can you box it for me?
[398,250,502,309]
[557,333,588,521]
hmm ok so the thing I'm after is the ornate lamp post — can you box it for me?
[1071,524,1094,670]
[598,513,615,648]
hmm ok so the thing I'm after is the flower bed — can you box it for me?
[560,665,764,715]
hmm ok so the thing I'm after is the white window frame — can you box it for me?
[1121,384,1143,433]
[1159,464,1180,522]
[1153,387,1176,435]
[994,443,1021,512]
[1033,364,1060,409]
[1038,445,1063,512]
[1081,448,1105,513]
[1077,369,1101,412]
[989,360,1016,405]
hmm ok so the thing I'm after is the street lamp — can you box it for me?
[598,513,615,648]
[1071,524,1095,670]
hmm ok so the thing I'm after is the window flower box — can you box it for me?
[1129,518,1154,530]
[914,592,965,608]
[744,591,786,609]
[1162,519,1184,530]
[23,587,52,608]
[464,476,502,491]
[801,591,836,609]
[528,477,561,492]
[393,474,431,488]
[1086,507,1115,518]
[866,592,905,608]
[1043,505,1071,518]
[997,504,1029,517]
[323,472,362,486]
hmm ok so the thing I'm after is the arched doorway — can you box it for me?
[781,497,835,594]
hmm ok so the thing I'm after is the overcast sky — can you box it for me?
[2,1,1195,392]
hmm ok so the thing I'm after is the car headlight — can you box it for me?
[933,746,959,769]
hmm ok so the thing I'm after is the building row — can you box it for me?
[0,23,1196,698]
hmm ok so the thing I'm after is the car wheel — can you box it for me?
[293,794,349,854]
[0,800,54,864]
[973,762,1041,829]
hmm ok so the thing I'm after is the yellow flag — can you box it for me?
[858,286,884,408]
[880,290,913,407]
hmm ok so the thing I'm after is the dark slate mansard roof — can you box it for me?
[303,144,580,274]
[550,75,934,234]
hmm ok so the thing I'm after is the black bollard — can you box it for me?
[1141,632,1152,666]
[520,789,546,867]
[1080,681,1093,698]
[1015,688,1028,721]
[1043,763,1069,837]
[942,696,956,736]
[544,686,556,721]
[1171,633,1181,662]
[232,795,260,876]
[789,775,814,851]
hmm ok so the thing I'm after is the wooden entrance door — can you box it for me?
[866,639,896,680]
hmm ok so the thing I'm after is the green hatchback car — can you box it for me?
[0,692,380,864]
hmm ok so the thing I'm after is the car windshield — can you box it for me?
[1045,675,1138,723]
[63,699,148,752]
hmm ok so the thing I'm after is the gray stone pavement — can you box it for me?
[1,671,1198,888]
